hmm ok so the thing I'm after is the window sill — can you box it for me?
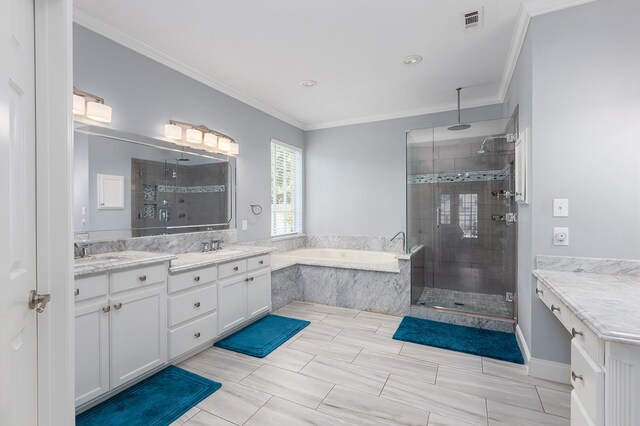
[271,233,305,242]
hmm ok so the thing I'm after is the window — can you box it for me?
[458,193,478,238]
[271,140,303,236]
[439,194,451,225]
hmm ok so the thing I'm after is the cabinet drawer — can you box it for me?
[571,340,604,425]
[168,284,217,327]
[569,315,604,365]
[74,274,108,302]
[219,259,247,280]
[247,255,270,271]
[168,312,218,360]
[168,266,217,294]
[536,282,571,329]
[110,263,167,294]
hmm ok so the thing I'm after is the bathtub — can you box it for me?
[272,247,400,273]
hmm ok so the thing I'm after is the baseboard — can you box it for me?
[515,324,571,384]
[529,357,571,384]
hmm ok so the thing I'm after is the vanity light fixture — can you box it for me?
[165,120,238,156]
[186,128,203,144]
[203,132,218,149]
[217,137,231,152]
[73,87,112,123]
[164,123,183,140]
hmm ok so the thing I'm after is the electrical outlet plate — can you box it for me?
[553,227,569,246]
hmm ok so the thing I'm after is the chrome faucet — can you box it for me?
[210,239,224,251]
[390,231,406,252]
[201,242,212,252]
[74,242,91,259]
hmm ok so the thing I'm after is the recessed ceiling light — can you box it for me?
[300,80,317,88]
[403,55,423,65]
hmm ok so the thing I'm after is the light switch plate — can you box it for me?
[242,220,248,231]
[553,227,569,246]
[553,199,569,217]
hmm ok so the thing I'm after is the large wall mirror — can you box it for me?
[74,124,235,241]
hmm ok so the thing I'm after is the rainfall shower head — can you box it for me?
[448,88,471,131]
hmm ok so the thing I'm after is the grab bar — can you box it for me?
[436,208,441,228]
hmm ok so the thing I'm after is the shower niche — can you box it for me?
[406,116,519,320]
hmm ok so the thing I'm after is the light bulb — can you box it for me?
[186,128,203,144]
[228,143,239,155]
[164,123,183,140]
[203,133,218,149]
[218,137,231,152]
[73,94,86,115]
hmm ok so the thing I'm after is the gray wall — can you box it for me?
[74,25,305,243]
[505,0,640,364]
[305,104,504,237]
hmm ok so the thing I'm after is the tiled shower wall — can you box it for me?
[408,134,517,305]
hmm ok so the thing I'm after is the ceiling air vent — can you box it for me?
[464,10,482,28]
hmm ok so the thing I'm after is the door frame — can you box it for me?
[34,0,74,424]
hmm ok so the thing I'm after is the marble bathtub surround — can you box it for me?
[74,250,175,277]
[271,259,411,316]
[176,301,570,426]
[536,255,640,276]
[304,234,404,254]
[533,268,640,345]
[272,249,400,274]
[85,229,238,255]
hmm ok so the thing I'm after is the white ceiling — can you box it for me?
[73,0,593,130]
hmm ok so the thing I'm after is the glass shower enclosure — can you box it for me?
[407,116,518,320]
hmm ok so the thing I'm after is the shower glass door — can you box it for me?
[407,117,518,319]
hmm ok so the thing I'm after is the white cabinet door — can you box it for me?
[110,287,166,388]
[247,270,271,319]
[75,299,110,406]
[218,276,247,333]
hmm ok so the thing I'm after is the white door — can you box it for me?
[247,270,271,319]
[0,0,38,424]
[75,299,110,406]
[110,287,167,388]
[218,276,247,333]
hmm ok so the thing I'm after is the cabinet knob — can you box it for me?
[249,277,254,281]
[194,302,201,308]
[535,288,543,295]
[194,276,200,282]
[571,327,583,337]
[114,303,122,310]
[74,288,80,296]
[102,305,111,313]
[259,260,264,265]
[551,304,560,313]
[571,371,583,381]
[138,275,147,282]
[233,266,239,271]
[245,278,249,282]
[194,332,201,339]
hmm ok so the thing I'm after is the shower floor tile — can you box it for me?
[417,287,513,318]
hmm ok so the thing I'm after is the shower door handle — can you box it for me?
[436,208,441,228]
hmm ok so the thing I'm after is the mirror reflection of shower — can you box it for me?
[478,133,517,155]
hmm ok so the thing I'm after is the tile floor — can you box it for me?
[174,301,570,426]
[417,288,514,318]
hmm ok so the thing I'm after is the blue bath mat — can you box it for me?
[393,316,524,364]
[76,365,221,426]
[215,314,310,357]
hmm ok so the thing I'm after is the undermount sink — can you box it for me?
[205,249,243,256]
[75,254,126,265]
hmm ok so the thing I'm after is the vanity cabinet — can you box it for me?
[218,255,272,334]
[74,262,168,407]
[167,265,218,360]
[536,279,640,426]
[110,286,167,388]
[75,297,110,406]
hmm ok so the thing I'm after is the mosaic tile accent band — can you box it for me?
[409,163,511,184]
[157,185,226,193]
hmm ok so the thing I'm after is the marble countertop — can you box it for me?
[169,245,276,273]
[271,252,400,273]
[534,269,640,345]
[74,251,176,277]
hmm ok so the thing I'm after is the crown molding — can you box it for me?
[73,8,306,130]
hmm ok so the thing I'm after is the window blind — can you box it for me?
[271,140,303,236]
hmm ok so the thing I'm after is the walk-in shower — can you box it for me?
[406,115,519,320]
